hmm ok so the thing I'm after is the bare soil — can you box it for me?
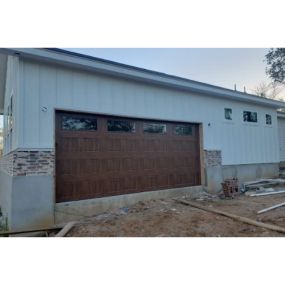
[67,192,285,237]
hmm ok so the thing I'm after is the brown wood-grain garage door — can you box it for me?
[56,111,201,203]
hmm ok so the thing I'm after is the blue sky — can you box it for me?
[66,48,274,93]
[0,48,284,129]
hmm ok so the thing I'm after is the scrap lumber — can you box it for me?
[55,221,77,237]
[174,199,285,235]
[257,202,285,214]
[0,225,62,237]
[249,190,285,197]
[243,179,285,186]
[245,182,278,189]
[242,179,285,192]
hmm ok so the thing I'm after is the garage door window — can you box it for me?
[107,120,135,133]
[143,122,166,134]
[62,115,97,131]
[175,124,193,135]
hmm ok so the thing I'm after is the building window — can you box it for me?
[143,122,166,134]
[175,124,193,135]
[107,120,135,133]
[62,115,97,131]
[243,111,257,123]
[224,108,232,120]
[266,114,272,125]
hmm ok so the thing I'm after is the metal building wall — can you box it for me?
[278,116,285,162]
[17,59,279,166]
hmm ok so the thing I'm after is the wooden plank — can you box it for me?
[246,182,278,189]
[174,199,285,235]
[0,225,62,237]
[244,179,285,186]
[55,221,77,237]
[257,202,285,214]
[249,190,285,197]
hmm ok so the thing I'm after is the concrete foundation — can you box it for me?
[0,172,54,231]
[205,163,279,193]
[0,171,12,229]
[55,185,204,225]
[10,175,54,230]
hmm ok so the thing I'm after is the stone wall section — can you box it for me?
[0,150,54,176]
[204,150,222,167]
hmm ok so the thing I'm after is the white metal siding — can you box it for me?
[17,59,280,165]
[278,117,285,162]
[3,55,19,154]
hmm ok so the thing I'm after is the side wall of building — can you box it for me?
[17,59,279,165]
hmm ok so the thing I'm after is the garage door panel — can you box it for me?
[56,112,201,202]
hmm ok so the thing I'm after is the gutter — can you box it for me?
[277,111,285,119]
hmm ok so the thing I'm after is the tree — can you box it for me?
[252,81,282,100]
[265,48,285,84]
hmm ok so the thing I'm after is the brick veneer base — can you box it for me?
[1,149,218,176]
[204,150,222,167]
[0,150,54,176]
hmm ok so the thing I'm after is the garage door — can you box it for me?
[56,111,201,203]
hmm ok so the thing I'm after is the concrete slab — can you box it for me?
[55,185,204,225]
[10,175,54,231]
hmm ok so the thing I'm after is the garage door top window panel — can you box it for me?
[175,124,193,136]
[143,122,166,134]
[62,115,97,131]
[107,119,135,133]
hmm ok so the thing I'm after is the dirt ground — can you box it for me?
[67,192,285,237]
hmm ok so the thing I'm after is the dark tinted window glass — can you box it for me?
[266,114,272,125]
[224,108,232,120]
[62,115,97,131]
[107,120,135,132]
[243,111,257,123]
[175,124,193,135]
[143,123,166,134]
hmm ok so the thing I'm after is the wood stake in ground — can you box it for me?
[55,221,77,237]
[174,199,285,235]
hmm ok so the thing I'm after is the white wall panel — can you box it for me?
[17,60,280,165]
[3,55,20,154]
[278,117,285,162]
[22,62,40,147]
[39,64,57,147]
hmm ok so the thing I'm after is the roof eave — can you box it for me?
[1,48,284,109]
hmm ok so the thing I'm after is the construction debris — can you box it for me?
[249,189,285,197]
[0,225,62,237]
[55,221,77,237]
[175,198,285,235]
[257,201,285,214]
[242,178,285,195]
[221,178,239,198]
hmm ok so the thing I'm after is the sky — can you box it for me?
[0,48,284,129]
[65,48,281,95]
